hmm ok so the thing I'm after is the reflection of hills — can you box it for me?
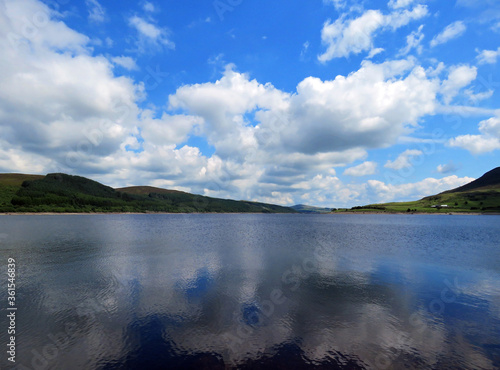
[99,314,367,369]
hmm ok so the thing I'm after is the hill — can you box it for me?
[0,173,296,214]
[291,204,333,214]
[0,173,45,210]
[348,167,500,214]
[440,167,500,194]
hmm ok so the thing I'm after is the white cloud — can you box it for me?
[465,88,493,103]
[318,10,385,61]
[85,0,105,23]
[111,56,138,70]
[448,135,500,154]
[384,4,428,30]
[437,162,459,174]
[367,47,384,59]
[399,24,424,55]
[282,59,438,154]
[140,111,204,146]
[0,0,481,209]
[430,21,466,47]
[367,175,475,203]
[318,5,428,61]
[449,116,500,154]
[384,149,423,170]
[128,15,175,50]
[344,161,378,176]
[476,47,500,64]
[167,59,441,202]
[440,65,477,104]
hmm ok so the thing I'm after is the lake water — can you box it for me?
[0,214,499,369]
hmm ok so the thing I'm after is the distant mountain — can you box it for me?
[0,173,297,214]
[348,167,500,213]
[291,204,332,214]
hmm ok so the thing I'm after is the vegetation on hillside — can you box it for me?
[0,173,296,214]
[343,167,500,214]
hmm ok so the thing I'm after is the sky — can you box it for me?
[0,0,499,208]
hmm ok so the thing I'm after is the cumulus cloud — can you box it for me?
[476,47,500,64]
[343,161,378,176]
[384,149,423,170]
[0,0,208,189]
[367,175,475,203]
[430,21,466,47]
[282,59,438,154]
[0,0,481,209]
[166,59,442,202]
[440,65,477,104]
[448,116,500,154]
[318,5,428,61]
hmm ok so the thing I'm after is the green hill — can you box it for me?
[0,173,296,214]
[0,173,45,210]
[348,167,500,214]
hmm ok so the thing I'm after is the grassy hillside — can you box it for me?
[0,174,45,210]
[347,167,500,214]
[0,173,45,186]
[0,173,296,214]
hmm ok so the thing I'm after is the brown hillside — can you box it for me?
[0,173,45,186]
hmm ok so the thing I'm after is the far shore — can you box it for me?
[1,211,497,216]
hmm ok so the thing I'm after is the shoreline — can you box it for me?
[0,211,497,216]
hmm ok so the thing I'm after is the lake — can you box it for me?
[0,214,499,369]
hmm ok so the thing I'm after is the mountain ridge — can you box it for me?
[0,173,296,214]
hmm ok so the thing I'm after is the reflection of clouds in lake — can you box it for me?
[3,214,500,369]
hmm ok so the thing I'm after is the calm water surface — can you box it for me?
[0,214,499,369]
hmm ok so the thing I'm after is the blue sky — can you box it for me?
[0,0,499,207]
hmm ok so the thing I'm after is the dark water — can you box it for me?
[0,214,499,369]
